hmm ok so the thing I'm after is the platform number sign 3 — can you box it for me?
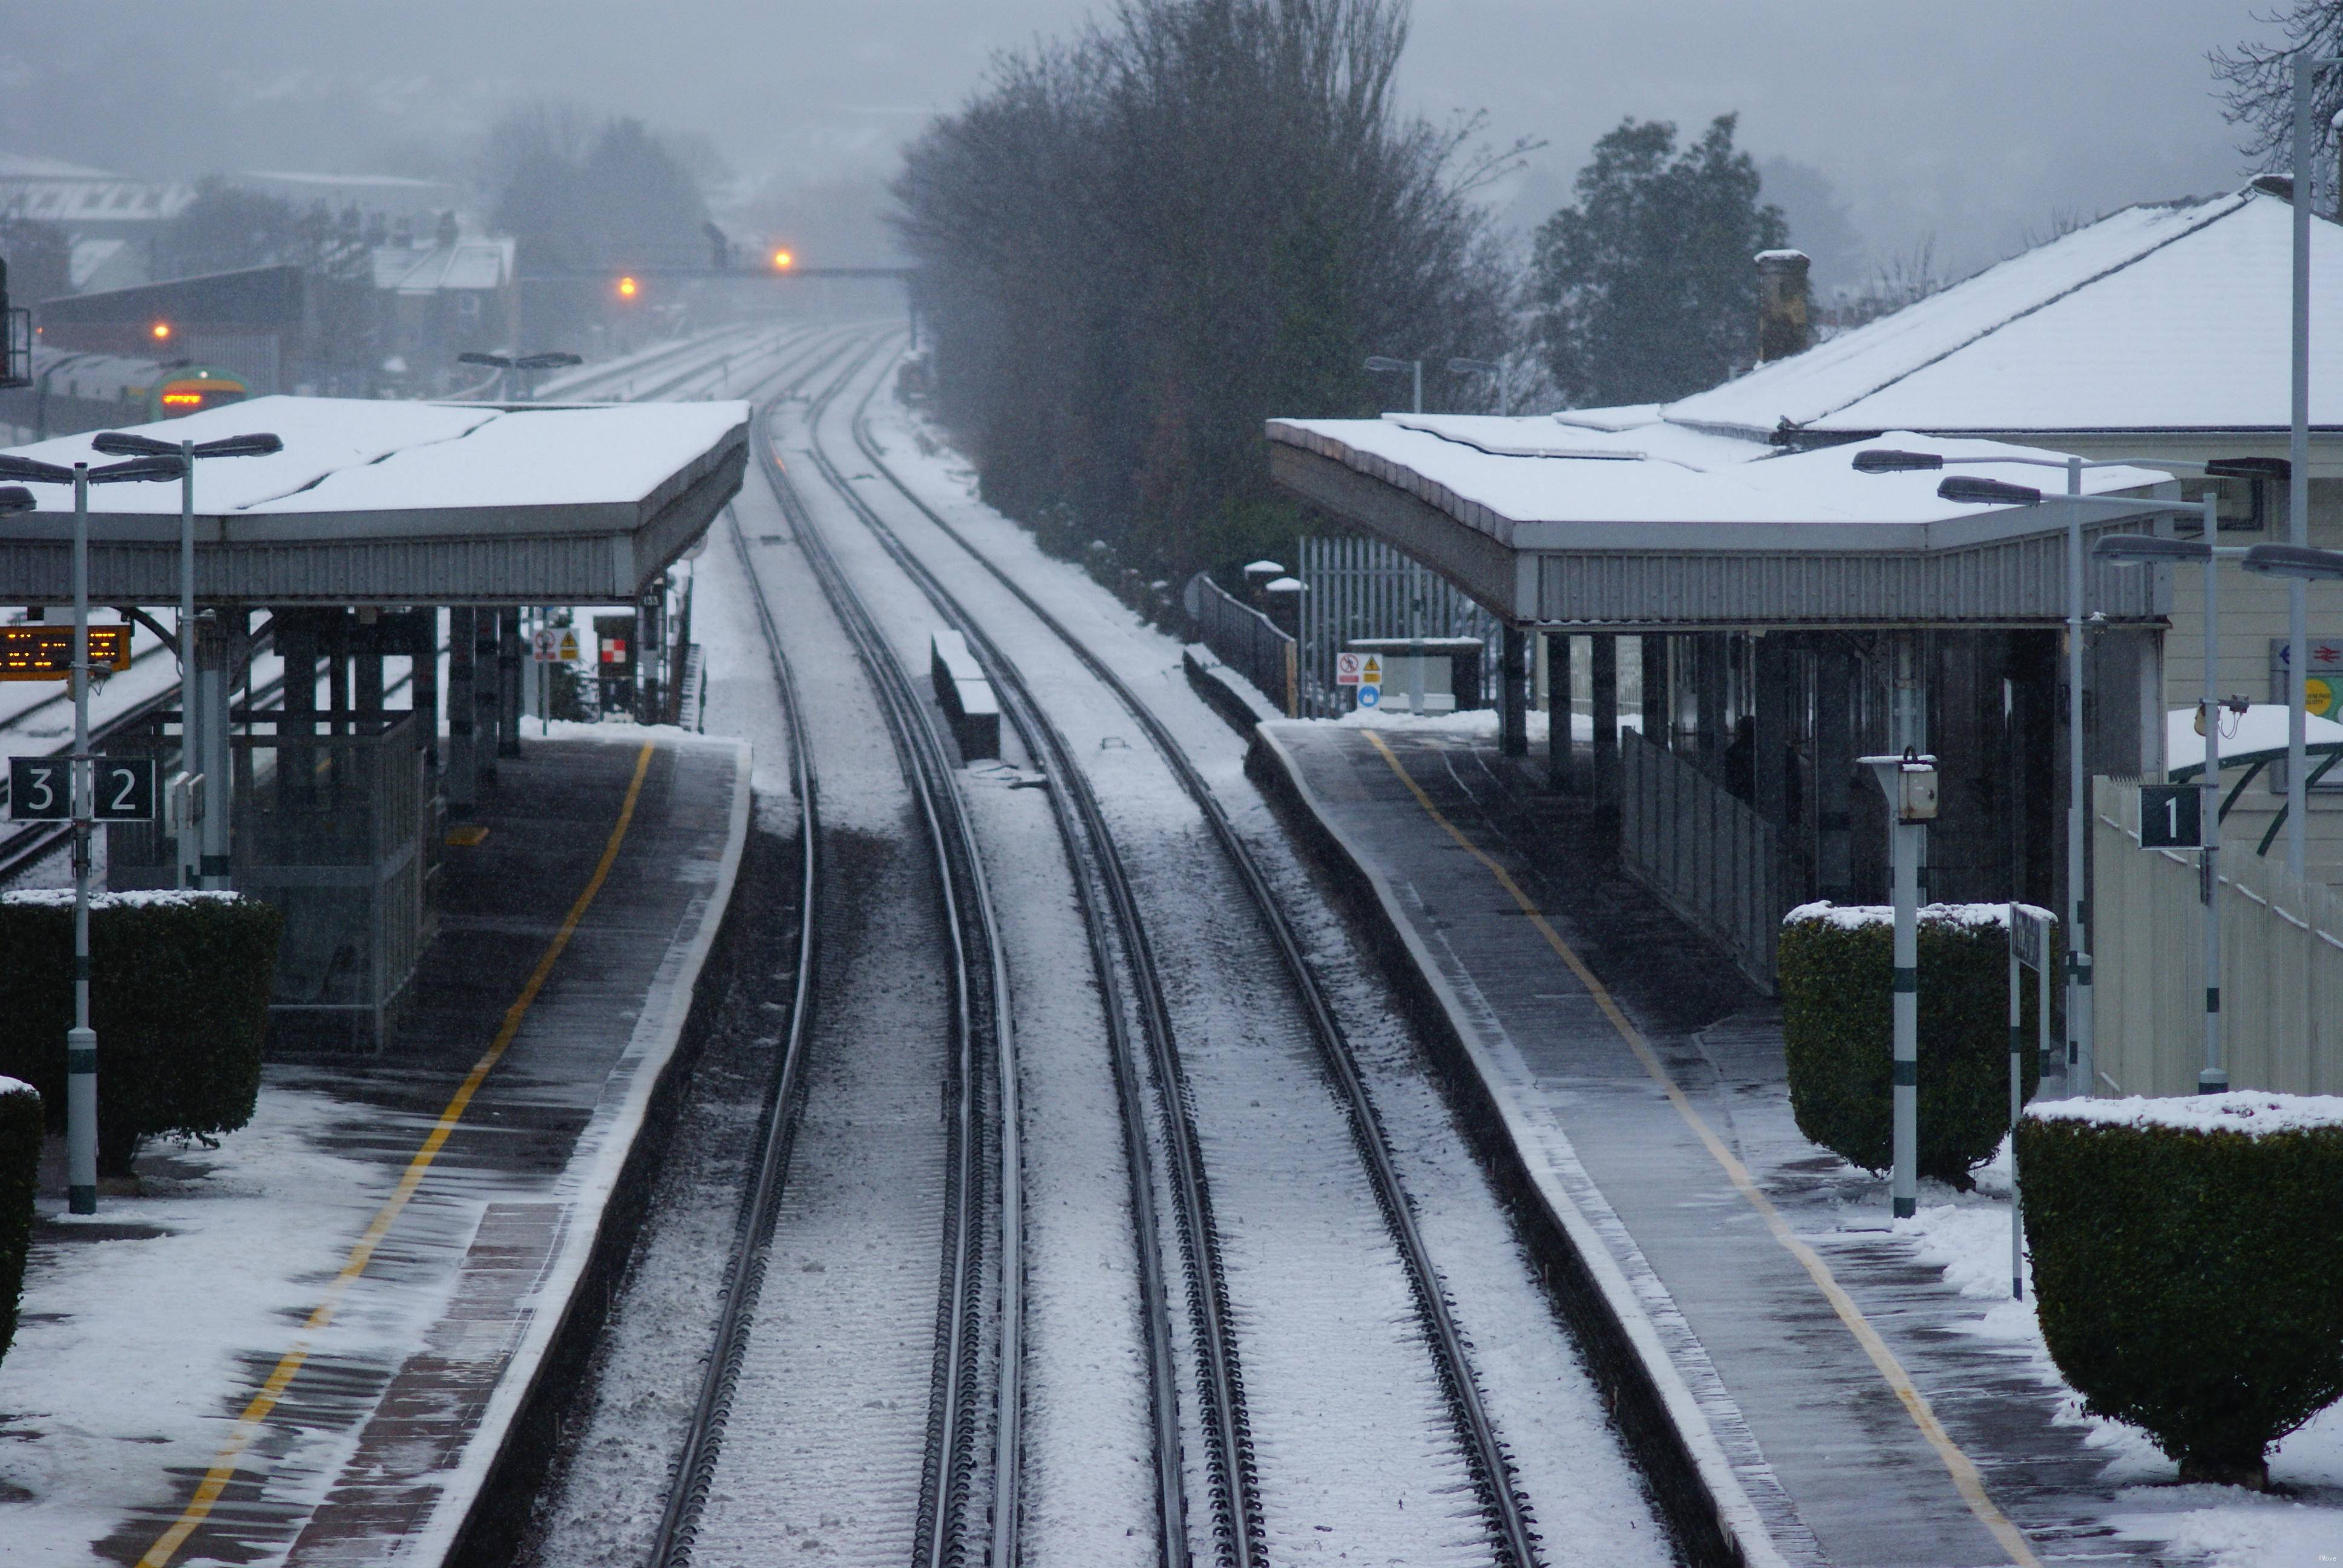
[7,756,158,822]
[8,757,68,820]
[2138,782,2203,849]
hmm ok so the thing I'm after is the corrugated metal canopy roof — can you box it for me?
[0,394,747,606]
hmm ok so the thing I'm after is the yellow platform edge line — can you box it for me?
[139,740,658,1568]
[1362,729,2041,1568]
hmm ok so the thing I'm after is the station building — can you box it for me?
[1270,183,2343,991]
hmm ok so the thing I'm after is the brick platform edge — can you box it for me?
[1244,723,1791,1568]
[425,734,756,1568]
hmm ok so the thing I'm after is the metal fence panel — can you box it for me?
[2094,776,2343,1096]
[1188,571,1296,716]
[1620,731,1784,992]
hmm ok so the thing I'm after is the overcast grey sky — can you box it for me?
[0,1,2284,279]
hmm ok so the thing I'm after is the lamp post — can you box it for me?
[457,349,582,400]
[0,448,195,1214]
[1447,357,1502,414]
[1855,448,2283,1096]
[90,429,283,889]
[2097,494,2235,1096]
[1859,748,1939,1218]
[1365,355,1422,415]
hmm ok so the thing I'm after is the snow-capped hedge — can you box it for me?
[1778,902,2048,1185]
[0,1077,39,1367]
[0,893,281,1175]
[2016,1094,2343,1489]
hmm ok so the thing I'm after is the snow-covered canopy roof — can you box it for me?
[1668,189,2342,439]
[1267,417,2178,627]
[0,394,748,606]
[1270,419,2169,549]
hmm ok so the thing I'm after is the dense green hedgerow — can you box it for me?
[0,893,281,1177]
[2016,1099,2343,1488]
[1778,904,2045,1186]
[0,1079,37,1367]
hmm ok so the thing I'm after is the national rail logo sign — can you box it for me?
[0,625,132,681]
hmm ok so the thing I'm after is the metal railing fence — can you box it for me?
[1188,571,1297,716]
[1620,731,1788,992]
[1297,535,1506,717]
[2092,776,2343,1096]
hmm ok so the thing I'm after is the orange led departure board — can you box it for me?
[0,625,133,680]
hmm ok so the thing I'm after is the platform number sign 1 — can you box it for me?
[7,756,158,823]
[2138,782,2203,849]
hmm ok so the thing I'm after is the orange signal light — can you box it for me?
[617,275,640,299]
[771,249,795,270]
[151,321,172,342]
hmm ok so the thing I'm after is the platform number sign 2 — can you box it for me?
[7,756,158,822]
[2138,783,2203,849]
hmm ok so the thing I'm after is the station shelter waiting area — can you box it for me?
[0,393,747,1045]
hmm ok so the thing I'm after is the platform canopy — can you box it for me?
[1268,416,2181,629]
[0,393,748,606]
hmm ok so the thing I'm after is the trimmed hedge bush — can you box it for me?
[0,1078,37,1367]
[0,892,281,1177]
[1779,903,2045,1186]
[2017,1096,2343,1488]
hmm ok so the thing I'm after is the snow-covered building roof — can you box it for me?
[0,394,747,606]
[1667,188,2338,440]
[372,237,514,295]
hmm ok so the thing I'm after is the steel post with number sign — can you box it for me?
[68,463,96,1215]
[2197,497,2230,1096]
[2008,904,2055,1301]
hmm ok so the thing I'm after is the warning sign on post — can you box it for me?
[1336,651,1363,686]
[533,628,582,662]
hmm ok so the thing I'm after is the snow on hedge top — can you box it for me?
[1,888,254,909]
[0,1076,34,1100]
[1784,901,2053,930]
[2027,1092,2343,1137]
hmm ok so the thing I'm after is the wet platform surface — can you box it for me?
[1,730,747,1567]
[1257,721,2147,1568]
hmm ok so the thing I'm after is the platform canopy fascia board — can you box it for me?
[0,396,747,606]
[1268,422,2172,629]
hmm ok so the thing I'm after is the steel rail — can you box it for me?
[747,336,1020,1568]
[804,348,1259,1568]
[644,324,852,1566]
[837,334,1541,1567]
[778,344,1017,1568]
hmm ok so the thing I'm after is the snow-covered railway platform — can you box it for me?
[1248,717,2343,1567]
[0,728,748,1566]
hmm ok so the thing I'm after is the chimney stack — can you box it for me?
[1755,249,1812,363]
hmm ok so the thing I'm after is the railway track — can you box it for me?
[647,328,1022,1567]
[810,332,1541,1567]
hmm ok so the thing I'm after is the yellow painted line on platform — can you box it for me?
[1362,729,2041,1568]
[139,741,658,1568]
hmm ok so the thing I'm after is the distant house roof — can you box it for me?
[1667,188,2343,439]
[372,237,514,295]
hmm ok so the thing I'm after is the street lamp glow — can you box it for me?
[617,275,640,300]
[772,249,795,270]
[150,321,171,342]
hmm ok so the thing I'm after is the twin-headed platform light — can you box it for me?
[457,350,583,399]
[0,430,281,1215]
[1856,445,2290,1099]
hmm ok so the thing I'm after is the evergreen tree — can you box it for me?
[1530,113,1786,408]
